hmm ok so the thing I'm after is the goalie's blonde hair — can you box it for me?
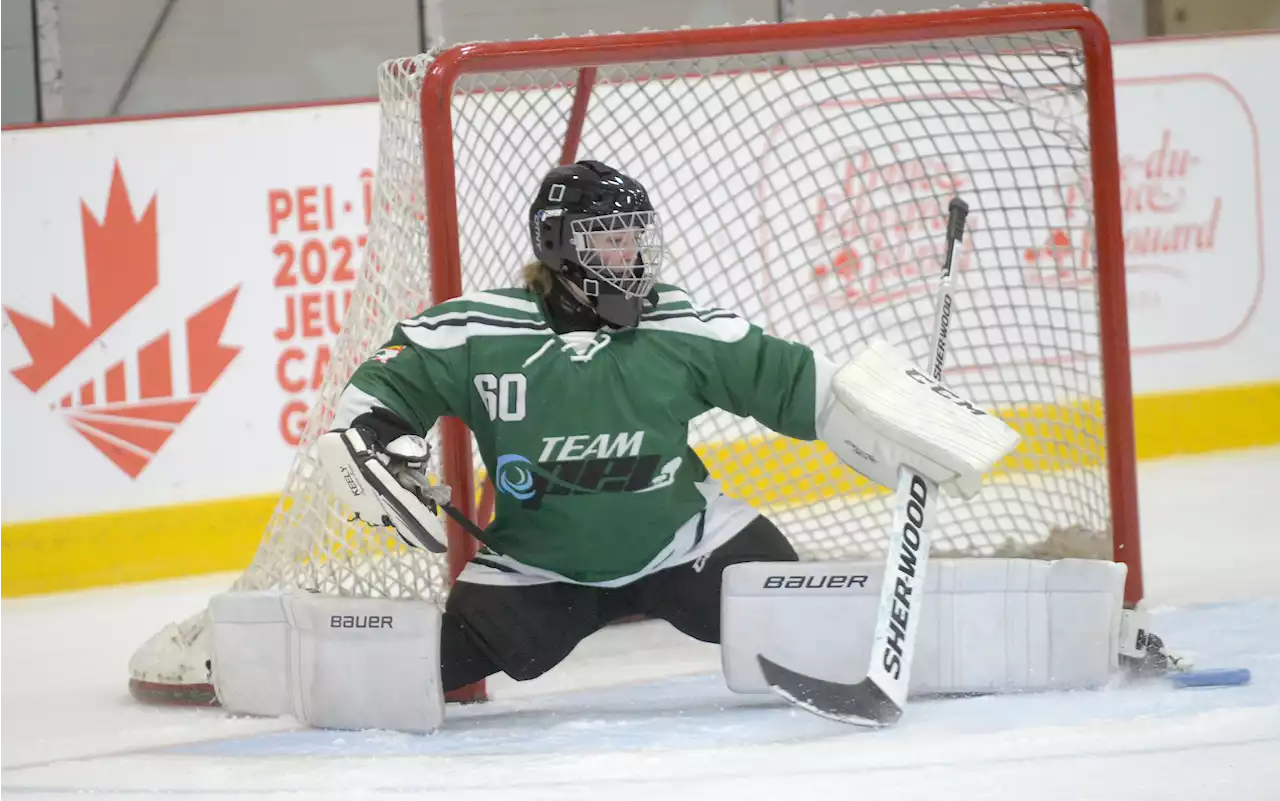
[522,261,554,295]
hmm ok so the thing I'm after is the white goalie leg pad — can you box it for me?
[210,591,444,733]
[817,338,1021,499]
[282,593,444,734]
[722,558,1128,695]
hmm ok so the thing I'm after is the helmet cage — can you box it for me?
[567,210,662,300]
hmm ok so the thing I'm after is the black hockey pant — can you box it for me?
[440,515,797,691]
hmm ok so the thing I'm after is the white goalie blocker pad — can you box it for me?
[818,338,1021,499]
[723,559,1143,695]
[209,591,444,733]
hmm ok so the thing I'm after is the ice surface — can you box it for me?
[3,447,1279,799]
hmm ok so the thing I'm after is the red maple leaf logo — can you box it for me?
[7,161,159,392]
[4,162,241,478]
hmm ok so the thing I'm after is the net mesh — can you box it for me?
[213,22,1113,613]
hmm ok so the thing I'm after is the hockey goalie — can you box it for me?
[209,161,1172,733]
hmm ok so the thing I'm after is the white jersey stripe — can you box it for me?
[456,290,542,315]
[653,289,692,308]
[331,384,389,429]
[401,316,551,351]
[402,308,549,331]
[648,288,735,319]
[638,311,750,343]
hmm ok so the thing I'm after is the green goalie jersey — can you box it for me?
[333,285,825,586]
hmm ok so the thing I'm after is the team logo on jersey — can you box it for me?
[494,454,538,500]
[494,430,681,509]
[371,345,404,364]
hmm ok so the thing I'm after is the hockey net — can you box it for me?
[129,3,1138,703]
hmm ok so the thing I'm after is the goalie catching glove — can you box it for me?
[316,427,451,552]
[818,338,1021,499]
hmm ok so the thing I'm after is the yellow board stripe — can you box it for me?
[1133,381,1280,459]
[3,381,1278,598]
[1,495,277,597]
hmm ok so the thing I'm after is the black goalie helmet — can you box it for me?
[529,160,662,328]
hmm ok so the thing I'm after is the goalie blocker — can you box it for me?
[722,558,1151,696]
[814,337,1022,502]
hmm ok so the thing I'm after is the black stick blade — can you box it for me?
[758,654,903,727]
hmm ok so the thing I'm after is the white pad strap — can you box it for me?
[210,591,444,733]
[209,591,292,717]
[722,558,1128,695]
[818,338,1021,498]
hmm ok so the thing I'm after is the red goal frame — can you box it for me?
[416,3,1141,663]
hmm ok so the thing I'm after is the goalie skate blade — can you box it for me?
[757,655,902,727]
[128,678,219,706]
[1168,668,1252,689]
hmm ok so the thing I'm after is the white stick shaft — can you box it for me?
[927,281,956,381]
[863,467,938,710]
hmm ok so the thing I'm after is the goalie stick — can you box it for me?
[758,197,970,727]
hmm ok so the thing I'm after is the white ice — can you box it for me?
[4,446,1280,800]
